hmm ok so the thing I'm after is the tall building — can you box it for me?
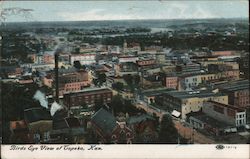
[163,90,228,119]
[63,87,113,108]
[55,68,90,96]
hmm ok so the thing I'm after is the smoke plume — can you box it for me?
[50,101,63,116]
[33,90,48,109]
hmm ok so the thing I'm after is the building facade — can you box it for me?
[217,80,249,108]
[70,54,96,65]
[63,88,113,108]
[203,101,246,127]
[163,90,228,119]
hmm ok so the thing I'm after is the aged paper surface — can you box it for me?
[1,1,249,159]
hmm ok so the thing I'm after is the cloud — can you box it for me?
[157,2,216,19]
[58,9,142,21]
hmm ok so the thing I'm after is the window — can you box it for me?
[214,105,224,114]
[239,120,242,125]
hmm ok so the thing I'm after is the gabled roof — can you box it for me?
[91,108,117,136]
[24,107,52,123]
[65,117,81,128]
[127,114,155,125]
[53,111,81,130]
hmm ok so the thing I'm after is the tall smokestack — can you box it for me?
[55,53,59,103]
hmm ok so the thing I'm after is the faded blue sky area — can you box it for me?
[1,1,249,22]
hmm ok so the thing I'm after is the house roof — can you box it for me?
[10,120,28,130]
[65,117,81,128]
[53,111,81,130]
[49,127,85,136]
[127,114,155,125]
[91,108,117,136]
[24,107,52,123]
[58,67,77,74]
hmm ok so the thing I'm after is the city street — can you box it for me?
[173,120,216,144]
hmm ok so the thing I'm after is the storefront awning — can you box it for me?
[172,110,181,118]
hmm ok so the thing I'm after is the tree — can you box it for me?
[82,65,86,70]
[134,75,140,87]
[158,115,178,143]
[93,79,99,86]
[123,74,133,86]
[123,74,140,92]
[112,82,124,91]
[109,95,124,115]
[74,48,80,54]
[96,73,106,86]
[1,82,40,143]
[73,61,82,69]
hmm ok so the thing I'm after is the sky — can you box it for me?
[0,1,249,22]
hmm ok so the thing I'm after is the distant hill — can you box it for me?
[1,18,248,31]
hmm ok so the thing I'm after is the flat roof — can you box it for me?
[64,87,112,95]
[142,88,174,97]
[189,112,231,128]
[207,101,245,112]
[164,90,225,99]
[217,80,249,91]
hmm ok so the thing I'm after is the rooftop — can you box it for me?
[91,108,117,136]
[64,87,112,95]
[142,88,174,97]
[24,107,52,123]
[188,112,231,128]
[217,79,249,92]
[164,90,224,99]
[58,67,77,74]
[49,127,85,136]
[10,120,28,130]
[127,114,155,125]
[206,101,245,112]
[53,116,81,130]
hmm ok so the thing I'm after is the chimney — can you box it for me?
[55,53,59,103]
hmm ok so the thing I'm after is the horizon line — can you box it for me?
[3,17,249,23]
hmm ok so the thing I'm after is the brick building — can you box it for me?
[63,87,113,108]
[137,58,156,67]
[176,63,201,75]
[203,101,246,127]
[43,54,54,64]
[70,54,96,65]
[91,108,133,143]
[42,74,53,88]
[210,51,235,56]
[164,75,178,90]
[217,80,249,108]
[163,90,228,119]
[56,68,90,96]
